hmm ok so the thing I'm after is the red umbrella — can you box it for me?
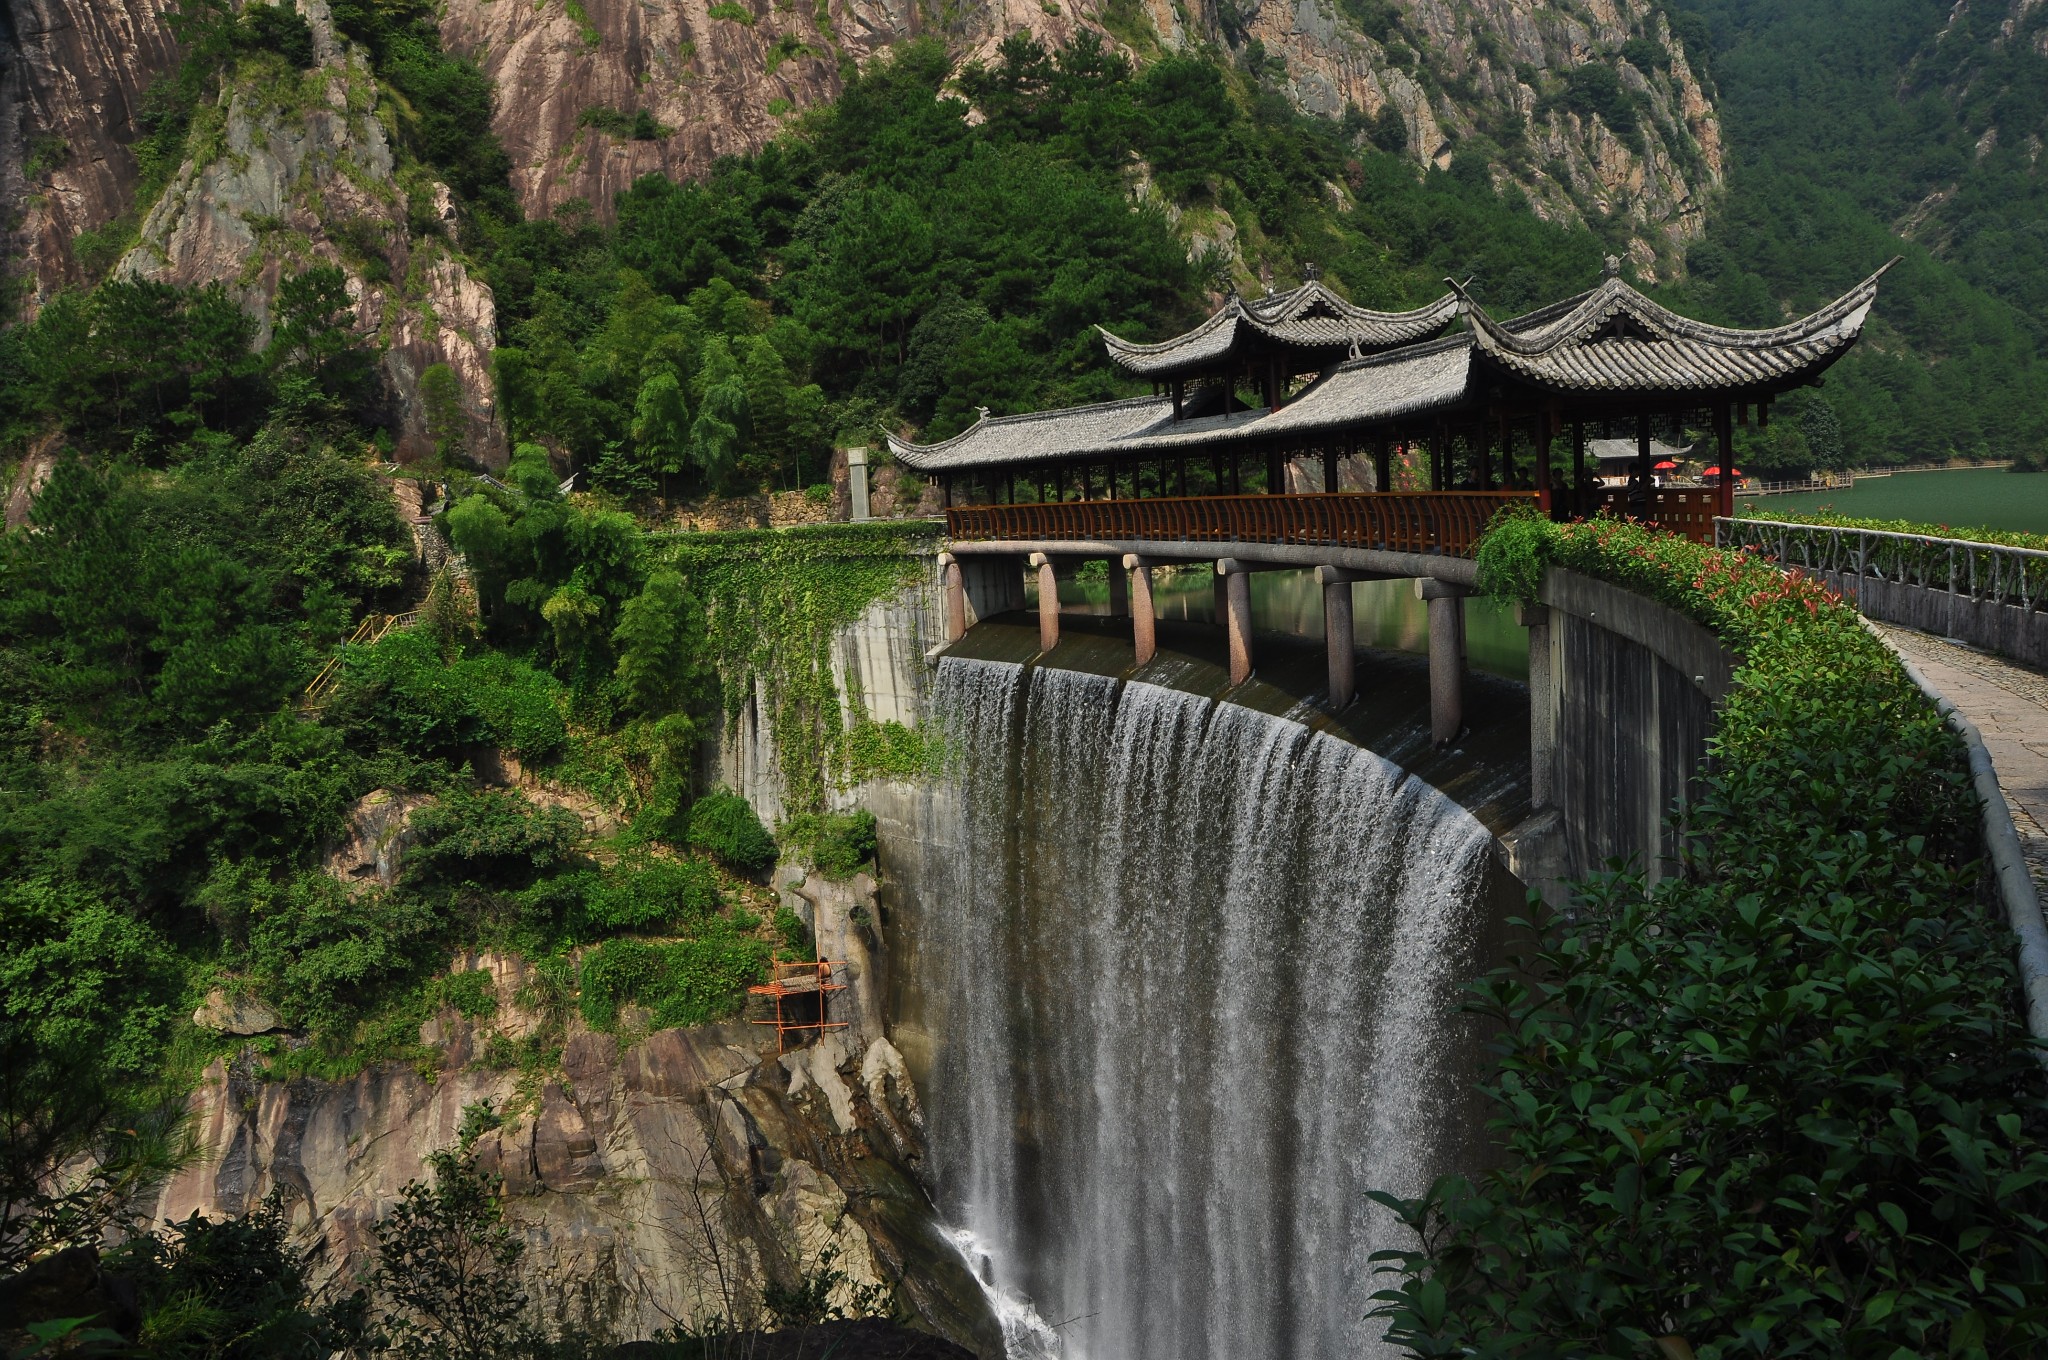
[1702,466,1742,477]
[1654,459,1679,470]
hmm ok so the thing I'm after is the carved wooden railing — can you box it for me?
[945,492,1537,558]
[1592,487,1721,544]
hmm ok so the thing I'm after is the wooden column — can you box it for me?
[1536,411,1554,515]
[1572,419,1587,517]
[1375,434,1392,493]
[1635,413,1653,519]
[1323,447,1339,494]
[1418,577,1466,746]
[1317,565,1360,708]
[1267,448,1282,494]
[1715,402,1736,520]
[1171,380,1184,420]
[1106,556,1129,618]
[940,553,967,643]
[1030,553,1058,652]
[1219,560,1254,687]
[1478,425,1493,490]
[1125,555,1156,666]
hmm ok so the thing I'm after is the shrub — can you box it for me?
[1374,513,2048,1357]
[404,789,585,891]
[340,631,568,764]
[576,927,771,1030]
[779,809,877,880]
[246,874,438,1036]
[687,788,776,872]
[576,852,723,934]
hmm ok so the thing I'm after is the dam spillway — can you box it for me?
[892,650,1506,1360]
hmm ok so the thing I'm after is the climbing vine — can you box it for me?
[659,521,941,811]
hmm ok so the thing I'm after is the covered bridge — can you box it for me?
[891,259,1893,541]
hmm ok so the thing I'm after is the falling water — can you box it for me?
[904,656,1497,1360]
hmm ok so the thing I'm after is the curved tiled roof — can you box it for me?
[890,267,1895,476]
[1459,261,1897,393]
[1099,283,1461,377]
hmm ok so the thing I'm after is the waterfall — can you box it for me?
[904,657,1497,1360]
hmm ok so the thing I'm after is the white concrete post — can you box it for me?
[847,447,871,521]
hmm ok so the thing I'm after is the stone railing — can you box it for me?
[1717,516,2048,667]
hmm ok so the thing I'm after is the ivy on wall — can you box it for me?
[659,521,942,811]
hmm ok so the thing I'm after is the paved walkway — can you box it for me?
[1875,622,2048,894]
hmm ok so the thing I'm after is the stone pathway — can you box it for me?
[1874,622,2048,895]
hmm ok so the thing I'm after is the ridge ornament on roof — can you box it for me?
[1448,259,1898,394]
[1097,281,1462,380]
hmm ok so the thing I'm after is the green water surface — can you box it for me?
[1743,468,2048,536]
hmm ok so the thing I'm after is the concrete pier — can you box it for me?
[1031,553,1059,652]
[940,552,967,643]
[1417,577,1467,745]
[1218,560,1254,686]
[1315,565,1361,708]
[1125,555,1156,666]
[1520,601,1555,808]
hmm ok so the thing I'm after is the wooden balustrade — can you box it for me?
[945,492,1537,558]
[1591,486,1720,544]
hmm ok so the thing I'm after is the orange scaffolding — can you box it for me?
[749,959,848,1054]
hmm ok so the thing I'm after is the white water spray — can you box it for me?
[907,658,1495,1360]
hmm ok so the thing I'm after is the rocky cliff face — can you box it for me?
[116,0,503,457]
[158,947,998,1351]
[0,0,180,307]
[445,0,1720,271]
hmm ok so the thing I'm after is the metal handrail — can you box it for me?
[304,610,423,702]
[945,491,1536,558]
[1717,517,2048,613]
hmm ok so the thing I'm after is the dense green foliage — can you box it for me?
[687,788,778,873]
[1665,0,2048,466]
[778,809,879,882]
[1373,511,2048,1356]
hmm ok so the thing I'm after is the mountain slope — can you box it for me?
[1665,0,2048,463]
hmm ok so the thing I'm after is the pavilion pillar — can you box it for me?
[1635,413,1653,519]
[939,552,967,643]
[1125,555,1156,666]
[1374,434,1392,493]
[1266,448,1282,493]
[1716,402,1736,520]
[1478,425,1493,490]
[1107,556,1129,618]
[1572,420,1587,517]
[1520,600,1556,808]
[1317,565,1361,708]
[1218,559,1254,687]
[1030,553,1059,652]
[1172,380,1184,420]
[1323,447,1339,494]
[1417,577,1467,746]
[1536,412,1555,515]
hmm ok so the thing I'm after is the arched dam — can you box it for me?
[710,546,1735,1359]
[870,609,1539,1360]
